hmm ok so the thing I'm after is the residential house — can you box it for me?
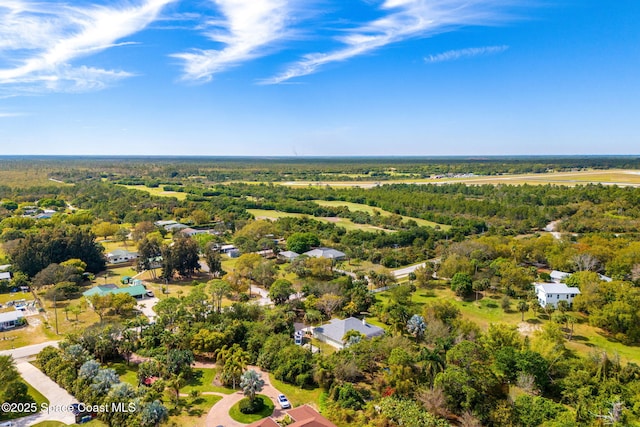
[0,271,10,281]
[303,247,346,261]
[154,220,178,227]
[550,270,571,283]
[247,404,337,427]
[83,284,148,301]
[278,251,299,262]
[313,317,385,350]
[164,223,189,232]
[106,249,139,264]
[179,227,211,237]
[0,310,25,331]
[534,282,581,308]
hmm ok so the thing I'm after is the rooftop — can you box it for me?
[535,282,581,294]
[315,317,384,343]
[303,247,346,260]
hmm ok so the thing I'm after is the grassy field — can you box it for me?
[373,284,640,364]
[313,200,450,230]
[181,368,234,395]
[247,209,393,233]
[269,374,324,408]
[0,169,67,188]
[0,291,31,304]
[119,184,188,200]
[170,394,222,427]
[272,169,640,188]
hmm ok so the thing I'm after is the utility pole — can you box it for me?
[53,291,59,335]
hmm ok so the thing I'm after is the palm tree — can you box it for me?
[406,314,426,341]
[240,369,265,403]
[518,300,529,321]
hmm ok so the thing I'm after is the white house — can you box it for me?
[0,271,10,281]
[550,270,571,283]
[313,317,384,350]
[0,310,25,331]
[534,282,581,308]
[106,249,139,264]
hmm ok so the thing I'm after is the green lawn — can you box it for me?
[313,200,450,230]
[0,291,31,304]
[171,394,222,427]
[374,285,640,364]
[119,184,187,200]
[228,394,275,423]
[268,374,324,408]
[181,368,234,395]
[0,377,50,422]
[247,209,394,233]
[108,361,139,385]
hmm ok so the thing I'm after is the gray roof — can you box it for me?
[303,247,346,259]
[0,271,11,280]
[279,251,299,259]
[0,310,24,323]
[315,317,384,342]
[107,249,138,257]
[535,282,580,295]
[550,270,571,282]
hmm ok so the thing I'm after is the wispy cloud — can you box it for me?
[425,45,509,63]
[264,0,520,84]
[172,0,293,82]
[0,112,25,118]
[0,0,174,95]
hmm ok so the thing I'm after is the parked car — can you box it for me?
[277,394,291,409]
[146,290,154,297]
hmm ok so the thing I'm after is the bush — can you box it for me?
[239,396,265,414]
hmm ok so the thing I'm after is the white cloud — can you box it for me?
[0,112,25,118]
[264,0,520,84]
[425,45,509,63]
[172,0,293,82]
[0,0,174,95]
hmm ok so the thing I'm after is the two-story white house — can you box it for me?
[534,282,581,308]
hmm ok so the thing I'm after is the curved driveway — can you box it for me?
[205,366,286,427]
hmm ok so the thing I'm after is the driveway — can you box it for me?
[11,361,77,426]
[205,366,286,427]
[137,296,159,322]
[0,341,59,361]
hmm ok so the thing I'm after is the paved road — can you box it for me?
[0,341,59,361]
[204,366,286,427]
[12,361,77,426]
[392,262,427,278]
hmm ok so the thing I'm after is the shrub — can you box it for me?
[239,396,265,414]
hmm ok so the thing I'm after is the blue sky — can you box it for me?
[0,0,639,156]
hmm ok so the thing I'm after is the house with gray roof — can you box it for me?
[303,247,346,261]
[313,317,384,350]
[278,251,299,261]
[83,284,148,301]
[0,310,25,331]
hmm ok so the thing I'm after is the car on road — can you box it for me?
[277,394,291,409]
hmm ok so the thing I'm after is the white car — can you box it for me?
[277,394,291,409]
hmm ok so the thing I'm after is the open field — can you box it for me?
[247,209,394,233]
[0,169,67,188]
[273,169,640,188]
[374,285,640,364]
[119,184,188,200]
[314,199,450,230]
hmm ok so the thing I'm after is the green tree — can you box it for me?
[269,279,295,305]
[240,369,265,404]
[450,272,473,297]
[286,232,320,254]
